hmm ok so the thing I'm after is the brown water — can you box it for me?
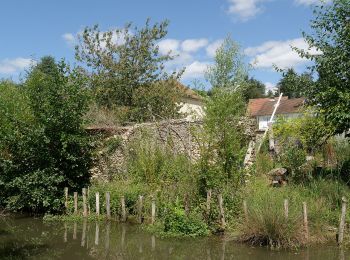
[0,216,348,260]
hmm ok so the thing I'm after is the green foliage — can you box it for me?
[241,77,266,101]
[239,177,350,248]
[0,57,92,213]
[276,68,314,98]
[297,0,350,135]
[160,203,209,237]
[198,87,247,192]
[75,19,182,122]
[274,113,332,154]
[130,80,180,122]
[205,36,248,89]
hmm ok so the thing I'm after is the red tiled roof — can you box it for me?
[247,97,305,117]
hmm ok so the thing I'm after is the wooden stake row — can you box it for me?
[64,187,155,223]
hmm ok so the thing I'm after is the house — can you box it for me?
[176,82,205,120]
[247,96,305,131]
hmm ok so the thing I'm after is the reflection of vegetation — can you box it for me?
[0,240,49,260]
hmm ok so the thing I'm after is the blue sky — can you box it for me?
[0,0,326,91]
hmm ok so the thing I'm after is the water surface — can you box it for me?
[0,216,347,259]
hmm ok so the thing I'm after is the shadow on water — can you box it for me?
[0,216,349,259]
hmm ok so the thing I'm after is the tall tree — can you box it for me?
[242,76,266,101]
[276,68,313,98]
[75,19,181,108]
[297,0,350,135]
[205,36,248,89]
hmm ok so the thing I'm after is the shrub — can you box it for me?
[155,202,209,237]
[0,57,92,213]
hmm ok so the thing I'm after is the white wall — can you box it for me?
[178,98,204,121]
[257,113,301,131]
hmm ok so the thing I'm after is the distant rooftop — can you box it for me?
[247,97,305,117]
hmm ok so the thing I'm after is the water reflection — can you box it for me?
[1,216,350,260]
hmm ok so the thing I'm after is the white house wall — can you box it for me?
[257,113,301,131]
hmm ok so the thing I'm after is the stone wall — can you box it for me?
[89,118,257,181]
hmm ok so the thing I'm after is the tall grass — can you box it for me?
[237,177,350,248]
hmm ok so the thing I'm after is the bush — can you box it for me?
[154,202,209,237]
[0,57,92,213]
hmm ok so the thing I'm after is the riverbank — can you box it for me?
[42,175,350,249]
[1,215,349,260]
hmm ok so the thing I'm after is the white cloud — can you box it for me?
[62,33,76,46]
[182,61,210,80]
[294,0,331,6]
[158,39,180,55]
[265,82,277,93]
[206,40,224,58]
[227,0,268,21]
[245,38,321,70]
[0,58,34,74]
[181,39,208,53]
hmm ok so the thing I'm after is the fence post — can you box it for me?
[64,187,69,213]
[303,202,309,241]
[218,193,226,229]
[138,195,143,224]
[284,199,289,219]
[106,192,111,219]
[74,192,78,214]
[338,197,347,245]
[87,187,91,215]
[206,189,212,218]
[243,200,248,221]
[82,188,87,217]
[95,192,100,217]
[151,196,156,224]
[121,196,126,222]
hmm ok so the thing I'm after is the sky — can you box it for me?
[0,0,327,92]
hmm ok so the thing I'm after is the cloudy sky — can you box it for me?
[0,0,326,91]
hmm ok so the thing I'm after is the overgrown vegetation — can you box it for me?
[0,57,92,213]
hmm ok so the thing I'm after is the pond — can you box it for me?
[0,216,348,259]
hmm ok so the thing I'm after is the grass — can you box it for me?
[236,177,349,248]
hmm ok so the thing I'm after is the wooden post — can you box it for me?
[121,196,126,222]
[64,187,69,213]
[151,196,156,224]
[74,192,78,214]
[106,192,111,219]
[95,192,100,216]
[138,195,143,224]
[338,197,347,245]
[87,187,90,215]
[218,194,226,228]
[206,190,212,218]
[303,202,309,241]
[82,188,87,217]
[284,199,289,219]
[243,200,248,220]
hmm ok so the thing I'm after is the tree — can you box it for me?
[75,19,181,112]
[199,37,247,193]
[0,57,92,213]
[297,0,350,135]
[276,68,313,98]
[205,36,248,89]
[242,77,266,101]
